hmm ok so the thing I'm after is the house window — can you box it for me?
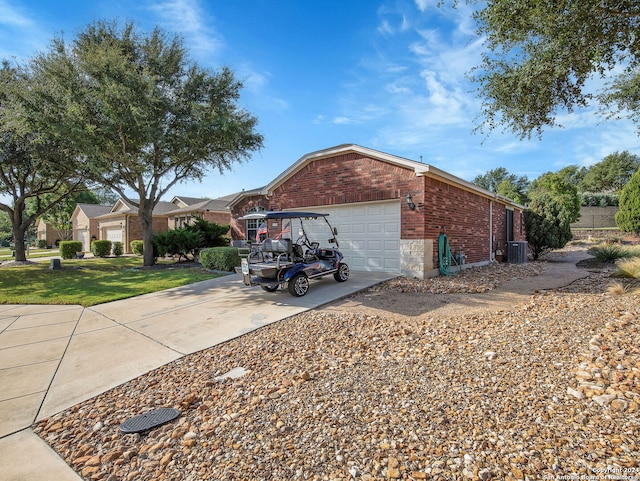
[175,216,191,228]
[245,206,266,241]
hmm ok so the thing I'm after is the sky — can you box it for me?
[2,0,639,201]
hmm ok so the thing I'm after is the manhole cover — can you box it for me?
[119,408,181,434]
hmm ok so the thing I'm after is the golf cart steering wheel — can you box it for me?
[295,234,312,248]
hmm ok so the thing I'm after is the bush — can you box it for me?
[130,240,144,256]
[524,200,573,260]
[37,239,47,249]
[200,247,241,271]
[91,240,112,257]
[112,241,123,257]
[184,217,230,247]
[59,241,83,259]
[153,228,203,261]
[616,169,640,234]
[588,243,637,263]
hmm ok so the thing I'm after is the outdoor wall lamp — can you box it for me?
[406,193,416,210]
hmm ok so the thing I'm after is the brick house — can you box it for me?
[165,195,233,229]
[229,144,525,279]
[70,196,233,253]
[70,203,114,251]
[35,218,63,247]
[88,199,174,253]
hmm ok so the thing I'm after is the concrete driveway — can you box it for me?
[0,271,395,481]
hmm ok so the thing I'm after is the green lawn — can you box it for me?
[0,247,60,261]
[0,257,225,306]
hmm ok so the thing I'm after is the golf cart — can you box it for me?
[236,211,349,296]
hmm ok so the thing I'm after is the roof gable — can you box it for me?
[71,203,114,222]
[165,198,231,215]
[261,144,426,195]
[228,144,525,209]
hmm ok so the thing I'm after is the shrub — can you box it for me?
[200,247,241,271]
[59,241,83,259]
[91,240,112,257]
[616,169,640,234]
[112,241,123,257]
[130,240,144,256]
[153,228,203,261]
[37,239,47,249]
[588,243,633,263]
[184,217,230,247]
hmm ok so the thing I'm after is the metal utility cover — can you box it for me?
[119,407,181,434]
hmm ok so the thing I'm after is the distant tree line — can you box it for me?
[472,150,640,258]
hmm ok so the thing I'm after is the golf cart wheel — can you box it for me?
[334,263,349,282]
[288,273,309,297]
[261,285,278,292]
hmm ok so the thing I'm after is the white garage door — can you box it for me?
[105,228,123,243]
[80,231,89,251]
[302,200,401,273]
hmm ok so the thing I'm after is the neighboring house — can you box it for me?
[90,199,176,253]
[35,218,62,247]
[70,196,233,253]
[229,144,526,279]
[71,203,114,251]
[166,195,233,229]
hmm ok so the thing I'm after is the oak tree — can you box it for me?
[470,0,640,138]
[26,21,263,266]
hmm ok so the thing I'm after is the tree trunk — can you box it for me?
[139,205,155,267]
[11,202,28,262]
[12,224,27,262]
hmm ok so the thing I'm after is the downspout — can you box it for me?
[489,199,494,261]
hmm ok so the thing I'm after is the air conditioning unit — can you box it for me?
[507,241,528,264]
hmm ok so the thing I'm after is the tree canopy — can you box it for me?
[471,0,640,138]
[580,151,640,194]
[472,167,529,204]
[21,21,263,265]
[0,62,88,261]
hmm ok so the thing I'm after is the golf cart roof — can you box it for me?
[238,211,329,221]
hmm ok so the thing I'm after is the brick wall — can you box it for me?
[230,196,270,241]
[268,153,421,211]
[417,177,494,265]
[200,212,231,226]
[229,151,525,269]
[125,216,169,253]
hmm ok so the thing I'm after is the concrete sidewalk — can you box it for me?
[0,271,395,481]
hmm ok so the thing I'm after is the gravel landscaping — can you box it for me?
[35,250,639,481]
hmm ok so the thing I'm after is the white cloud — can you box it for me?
[0,0,32,27]
[333,116,351,125]
[413,0,437,13]
[0,1,48,60]
[235,64,289,113]
[146,0,223,59]
[377,19,394,35]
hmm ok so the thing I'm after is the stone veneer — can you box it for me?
[400,239,436,279]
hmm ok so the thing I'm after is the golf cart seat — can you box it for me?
[262,238,291,254]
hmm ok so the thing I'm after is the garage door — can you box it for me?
[79,231,89,251]
[105,228,123,243]
[302,200,401,273]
